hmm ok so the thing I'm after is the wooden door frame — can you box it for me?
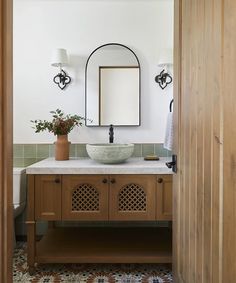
[0,0,13,282]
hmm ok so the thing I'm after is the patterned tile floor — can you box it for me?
[13,242,173,283]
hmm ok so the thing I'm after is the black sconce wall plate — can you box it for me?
[155,69,173,89]
[53,69,71,90]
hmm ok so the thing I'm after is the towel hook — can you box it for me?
[169,99,174,112]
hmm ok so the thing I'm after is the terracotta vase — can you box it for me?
[55,135,70,161]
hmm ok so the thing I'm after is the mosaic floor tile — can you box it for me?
[13,242,172,283]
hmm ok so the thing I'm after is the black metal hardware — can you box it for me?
[157,178,163,183]
[54,178,60,183]
[166,154,177,173]
[53,69,71,90]
[110,178,116,184]
[109,124,114,143]
[169,99,174,112]
[102,178,108,184]
[155,69,173,90]
[85,42,141,127]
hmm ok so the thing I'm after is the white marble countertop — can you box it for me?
[26,157,173,175]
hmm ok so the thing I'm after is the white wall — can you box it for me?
[13,0,174,144]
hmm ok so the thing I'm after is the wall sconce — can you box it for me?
[51,48,71,90]
[155,48,173,90]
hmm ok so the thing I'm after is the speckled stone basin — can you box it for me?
[86,143,134,164]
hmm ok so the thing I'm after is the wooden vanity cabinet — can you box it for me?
[109,175,156,221]
[33,174,172,221]
[62,175,109,220]
[27,173,173,274]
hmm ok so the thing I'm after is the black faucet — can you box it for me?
[109,124,114,143]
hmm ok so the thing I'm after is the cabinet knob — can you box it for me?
[110,178,116,184]
[54,178,60,184]
[102,178,108,184]
[157,178,163,183]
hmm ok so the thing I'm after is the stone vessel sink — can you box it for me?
[86,143,134,164]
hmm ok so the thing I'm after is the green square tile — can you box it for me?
[70,144,77,157]
[13,144,24,158]
[167,150,172,157]
[24,144,36,158]
[13,158,24,167]
[142,144,154,157]
[76,144,88,157]
[49,144,55,157]
[24,158,37,167]
[155,143,168,157]
[132,144,142,157]
[36,144,49,158]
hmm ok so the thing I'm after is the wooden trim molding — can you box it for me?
[0,0,13,282]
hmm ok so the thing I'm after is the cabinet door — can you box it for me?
[109,175,156,221]
[62,175,109,220]
[156,175,172,220]
[35,175,62,220]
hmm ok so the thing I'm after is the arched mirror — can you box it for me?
[85,43,140,126]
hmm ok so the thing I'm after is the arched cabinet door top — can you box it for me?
[62,175,109,221]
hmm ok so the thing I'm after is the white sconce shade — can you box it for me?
[157,48,173,67]
[51,48,71,90]
[51,48,69,67]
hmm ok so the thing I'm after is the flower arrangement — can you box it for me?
[31,109,85,136]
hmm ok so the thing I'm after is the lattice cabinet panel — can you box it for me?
[118,184,147,212]
[62,175,109,220]
[71,184,99,212]
[109,175,156,221]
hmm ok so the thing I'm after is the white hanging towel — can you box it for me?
[164,112,173,151]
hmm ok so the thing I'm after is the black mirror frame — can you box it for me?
[85,43,141,127]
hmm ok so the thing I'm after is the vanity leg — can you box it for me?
[26,221,36,275]
[28,265,35,276]
[27,175,36,275]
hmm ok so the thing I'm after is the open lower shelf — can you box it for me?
[36,227,172,264]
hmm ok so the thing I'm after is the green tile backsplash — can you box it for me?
[36,144,50,158]
[76,144,88,158]
[142,144,155,156]
[132,144,142,157]
[13,144,24,158]
[24,144,36,158]
[13,143,171,167]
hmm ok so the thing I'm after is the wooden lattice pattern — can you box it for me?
[118,183,147,211]
[71,184,99,211]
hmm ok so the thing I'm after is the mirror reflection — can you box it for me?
[85,43,140,126]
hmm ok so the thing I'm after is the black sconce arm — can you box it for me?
[155,69,172,90]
